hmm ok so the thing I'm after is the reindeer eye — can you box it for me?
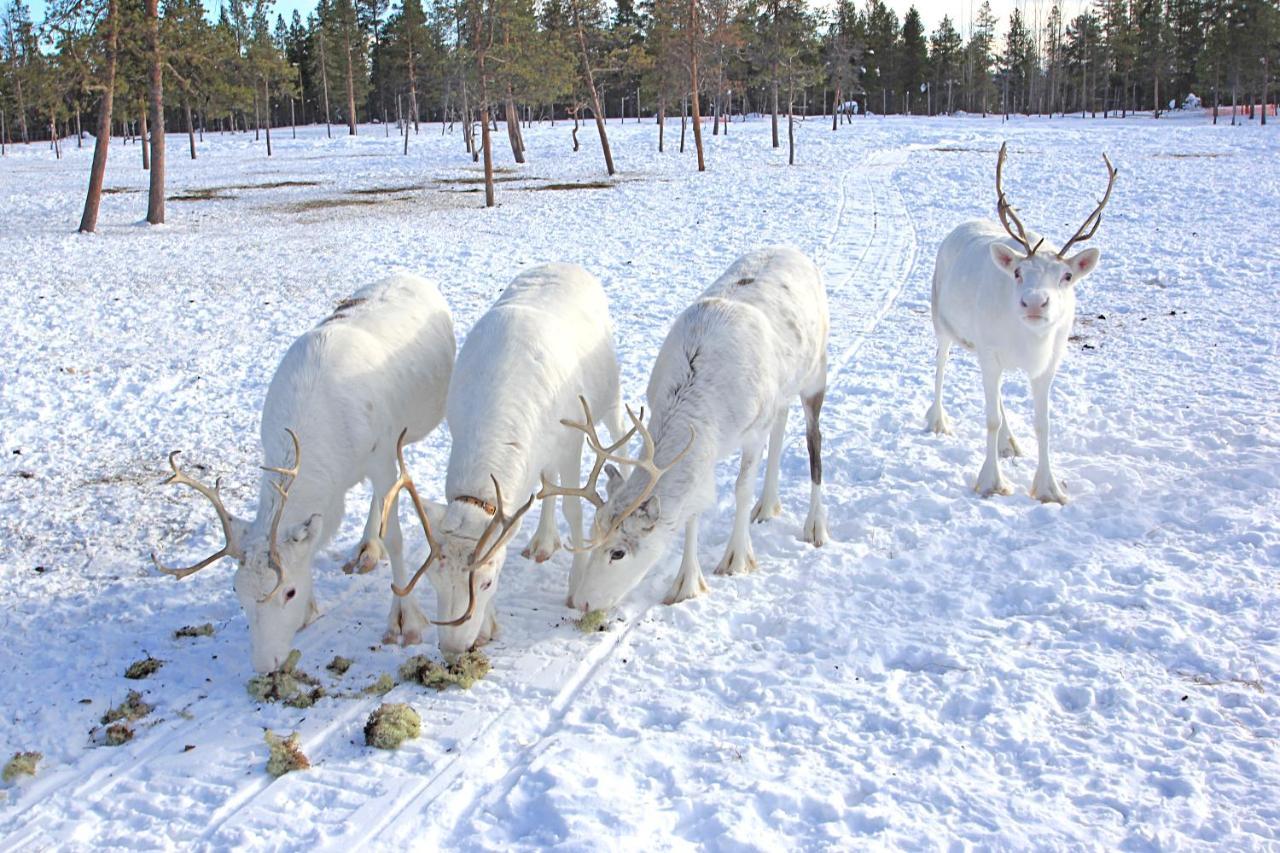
[480,580,493,591]
[1063,272,1073,282]
[610,549,626,562]
[285,588,297,601]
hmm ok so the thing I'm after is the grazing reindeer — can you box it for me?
[153,273,455,672]
[541,246,830,613]
[378,263,626,659]
[927,142,1117,503]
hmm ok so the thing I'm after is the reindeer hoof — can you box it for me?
[750,499,782,523]
[521,535,561,563]
[714,549,758,576]
[925,404,952,435]
[663,570,709,605]
[343,540,384,575]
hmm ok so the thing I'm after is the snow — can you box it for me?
[1,113,1277,849]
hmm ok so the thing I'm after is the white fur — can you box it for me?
[568,246,830,613]
[426,263,624,658]
[206,273,454,672]
[927,220,1101,503]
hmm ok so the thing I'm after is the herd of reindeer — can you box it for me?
[152,143,1118,675]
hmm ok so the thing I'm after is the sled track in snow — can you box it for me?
[0,152,918,849]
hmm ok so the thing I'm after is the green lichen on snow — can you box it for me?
[124,656,163,679]
[246,650,325,708]
[363,703,421,750]
[174,623,215,639]
[575,609,610,633]
[2,752,41,783]
[264,731,310,777]
[398,651,490,691]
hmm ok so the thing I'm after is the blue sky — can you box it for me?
[25,0,1084,42]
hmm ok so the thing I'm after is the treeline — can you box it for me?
[1,0,1277,221]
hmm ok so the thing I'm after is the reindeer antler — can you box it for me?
[546,401,694,552]
[377,429,446,599]
[1056,152,1118,258]
[536,395,641,518]
[259,428,301,602]
[151,451,239,578]
[995,142,1044,257]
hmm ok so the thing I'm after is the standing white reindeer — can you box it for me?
[927,142,1117,503]
[540,246,830,613]
[153,273,455,672]
[377,263,626,659]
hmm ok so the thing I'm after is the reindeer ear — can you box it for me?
[288,513,323,544]
[990,243,1023,276]
[228,518,250,560]
[1064,247,1100,281]
[634,496,660,532]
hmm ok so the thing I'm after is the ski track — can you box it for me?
[341,149,921,847]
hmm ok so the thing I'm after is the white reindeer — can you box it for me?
[927,143,1117,503]
[377,263,626,659]
[153,273,455,672]
[540,246,830,613]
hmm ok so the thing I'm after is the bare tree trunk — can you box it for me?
[505,91,525,163]
[263,76,272,156]
[253,86,260,140]
[407,40,420,132]
[50,117,60,158]
[689,0,705,171]
[461,78,473,154]
[479,71,494,206]
[344,27,358,135]
[1,110,6,156]
[75,108,82,146]
[571,0,615,175]
[658,99,665,152]
[572,105,580,151]
[770,73,779,147]
[831,86,840,130]
[318,31,333,138]
[184,96,196,159]
[787,73,795,165]
[140,109,150,170]
[145,0,165,224]
[680,92,686,153]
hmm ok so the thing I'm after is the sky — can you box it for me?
[25,0,1092,44]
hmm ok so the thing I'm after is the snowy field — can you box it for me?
[0,112,1277,849]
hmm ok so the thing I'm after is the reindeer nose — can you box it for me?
[1021,293,1050,310]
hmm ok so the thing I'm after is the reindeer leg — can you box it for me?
[521,486,561,563]
[975,354,1014,497]
[751,409,787,522]
[801,389,829,546]
[665,515,709,604]
[716,446,762,576]
[997,393,1022,458]
[1029,369,1067,504]
[926,337,954,434]
[342,491,386,575]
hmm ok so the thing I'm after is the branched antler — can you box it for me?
[995,141,1044,256]
[259,428,301,602]
[151,451,239,578]
[377,429,446,599]
[1056,153,1118,258]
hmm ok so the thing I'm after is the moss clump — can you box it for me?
[326,656,353,677]
[124,656,163,679]
[364,703,421,750]
[575,609,610,634]
[264,731,310,777]
[174,623,215,639]
[246,650,325,708]
[2,752,41,783]
[102,690,152,724]
[104,724,134,746]
[398,651,491,691]
[363,673,395,696]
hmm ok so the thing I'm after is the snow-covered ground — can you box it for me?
[0,112,1277,849]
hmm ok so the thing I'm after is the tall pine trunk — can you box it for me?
[319,31,333,138]
[689,0,705,171]
[571,0,614,176]
[344,27,357,135]
[184,97,196,159]
[146,0,165,225]
[80,0,119,232]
